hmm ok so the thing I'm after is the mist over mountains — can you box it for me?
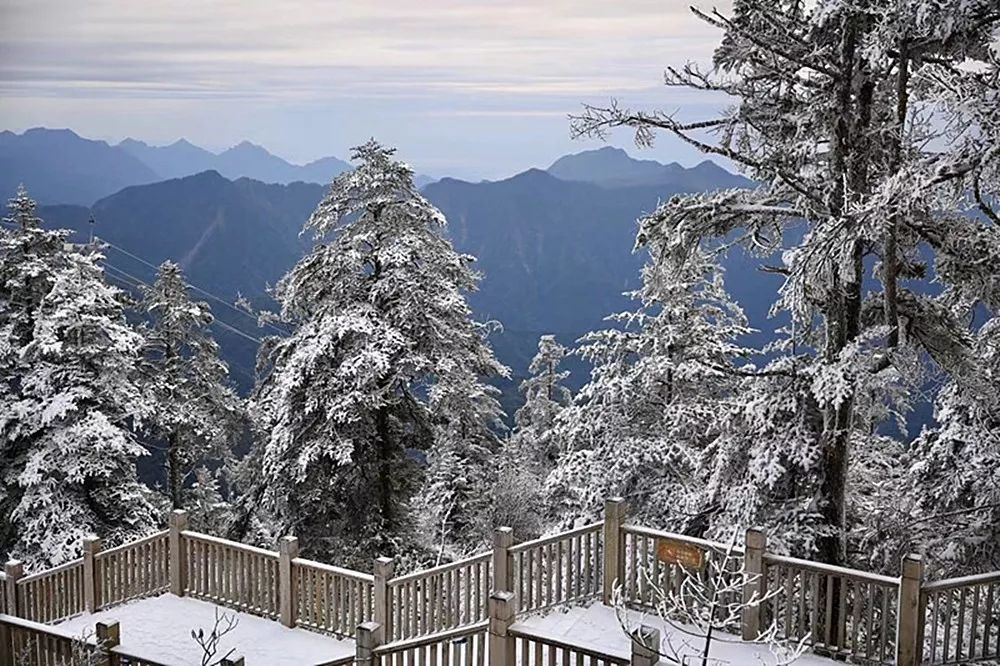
[0,128,426,205]
[7,127,759,412]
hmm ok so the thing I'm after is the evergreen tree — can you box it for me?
[570,0,1000,563]
[251,140,507,564]
[3,249,157,568]
[0,186,73,560]
[139,261,243,524]
[512,335,572,470]
[545,248,750,531]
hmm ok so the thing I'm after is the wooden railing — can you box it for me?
[620,524,743,628]
[375,620,489,666]
[15,557,86,624]
[762,553,899,664]
[294,557,375,637]
[508,625,629,666]
[509,522,603,614]
[4,499,1000,666]
[388,552,490,641]
[183,530,281,620]
[921,571,1000,664]
[0,613,83,664]
[96,530,170,609]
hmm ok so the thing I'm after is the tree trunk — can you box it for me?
[167,432,183,510]
[375,406,394,528]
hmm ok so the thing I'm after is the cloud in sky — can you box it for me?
[0,0,733,178]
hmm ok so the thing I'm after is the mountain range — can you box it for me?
[0,128,430,206]
[21,134,757,412]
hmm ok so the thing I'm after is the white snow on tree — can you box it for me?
[0,185,71,558]
[249,140,507,565]
[3,247,157,569]
[138,261,243,529]
[513,335,571,469]
[568,0,1000,566]
[545,246,751,532]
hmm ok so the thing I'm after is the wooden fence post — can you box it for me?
[278,536,299,628]
[96,620,120,666]
[373,556,394,643]
[741,527,766,641]
[896,554,924,666]
[168,509,189,597]
[3,561,22,618]
[603,497,627,605]
[488,591,515,666]
[493,527,514,594]
[83,536,102,613]
[630,625,660,666]
[221,656,246,666]
[356,621,381,666]
[0,619,10,666]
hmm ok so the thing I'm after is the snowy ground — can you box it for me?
[55,594,353,665]
[511,602,839,666]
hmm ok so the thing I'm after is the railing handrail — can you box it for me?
[0,612,86,640]
[509,623,629,664]
[509,521,604,553]
[763,553,900,586]
[923,569,1000,592]
[621,524,743,555]
[292,556,374,583]
[377,619,489,653]
[18,557,83,584]
[181,529,279,559]
[95,529,170,559]
[390,551,490,585]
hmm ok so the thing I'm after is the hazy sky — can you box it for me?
[0,0,732,179]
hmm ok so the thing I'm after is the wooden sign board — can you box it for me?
[656,538,706,571]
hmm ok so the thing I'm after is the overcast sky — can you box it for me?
[0,0,732,179]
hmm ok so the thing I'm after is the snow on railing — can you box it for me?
[0,612,87,663]
[509,521,604,614]
[387,551,491,641]
[921,570,1000,665]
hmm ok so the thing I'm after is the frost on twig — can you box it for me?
[615,531,809,666]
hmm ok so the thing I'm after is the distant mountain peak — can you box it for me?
[547,145,747,189]
[169,138,199,149]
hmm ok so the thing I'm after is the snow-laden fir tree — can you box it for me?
[512,335,572,471]
[571,0,1000,565]
[0,186,74,558]
[2,248,158,568]
[138,261,243,526]
[250,140,507,565]
[415,366,505,559]
[483,335,573,540]
[545,247,750,531]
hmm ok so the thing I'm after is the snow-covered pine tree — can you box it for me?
[0,186,70,558]
[570,0,1000,564]
[251,140,507,564]
[545,246,750,531]
[138,261,243,524]
[483,335,573,540]
[3,248,158,569]
[416,366,505,559]
[512,335,572,470]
